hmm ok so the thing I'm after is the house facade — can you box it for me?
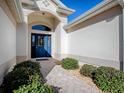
[0,0,124,84]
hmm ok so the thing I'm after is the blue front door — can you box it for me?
[31,34,51,58]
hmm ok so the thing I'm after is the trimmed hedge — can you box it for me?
[61,58,79,70]
[80,64,97,78]
[2,67,41,92]
[13,61,42,77]
[2,61,43,92]
[93,66,124,93]
[2,61,55,93]
[13,61,40,72]
[13,75,55,93]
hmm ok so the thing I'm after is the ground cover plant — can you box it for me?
[80,64,124,93]
[80,64,97,78]
[61,58,79,70]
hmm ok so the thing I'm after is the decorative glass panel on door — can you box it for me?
[37,36,44,46]
[32,35,35,46]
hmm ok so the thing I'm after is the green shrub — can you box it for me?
[13,61,41,73]
[13,75,55,93]
[80,64,97,78]
[61,58,79,70]
[14,61,42,78]
[93,66,124,93]
[3,67,33,90]
[2,61,44,93]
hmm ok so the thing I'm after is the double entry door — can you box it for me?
[31,33,51,58]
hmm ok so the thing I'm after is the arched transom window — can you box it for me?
[32,25,51,31]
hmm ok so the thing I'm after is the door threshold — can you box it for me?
[32,57,51,61]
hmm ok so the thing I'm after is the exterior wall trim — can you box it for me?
[53,54,120,69]
[0,0,16,26]
[13,0,24,23]
[64,0,120,31]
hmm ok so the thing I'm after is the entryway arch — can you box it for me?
[28,11,60,59]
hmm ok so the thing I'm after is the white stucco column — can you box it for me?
[16,14,29,63]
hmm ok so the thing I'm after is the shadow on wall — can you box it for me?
[68,5,122,33]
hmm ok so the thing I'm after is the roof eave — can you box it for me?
[52,0,75,15]
[57,7,75,15]
[64,0,120,31]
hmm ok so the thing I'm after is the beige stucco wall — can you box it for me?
[67,6,122,68]
[28,14,55,29]
[0,5,16,84]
